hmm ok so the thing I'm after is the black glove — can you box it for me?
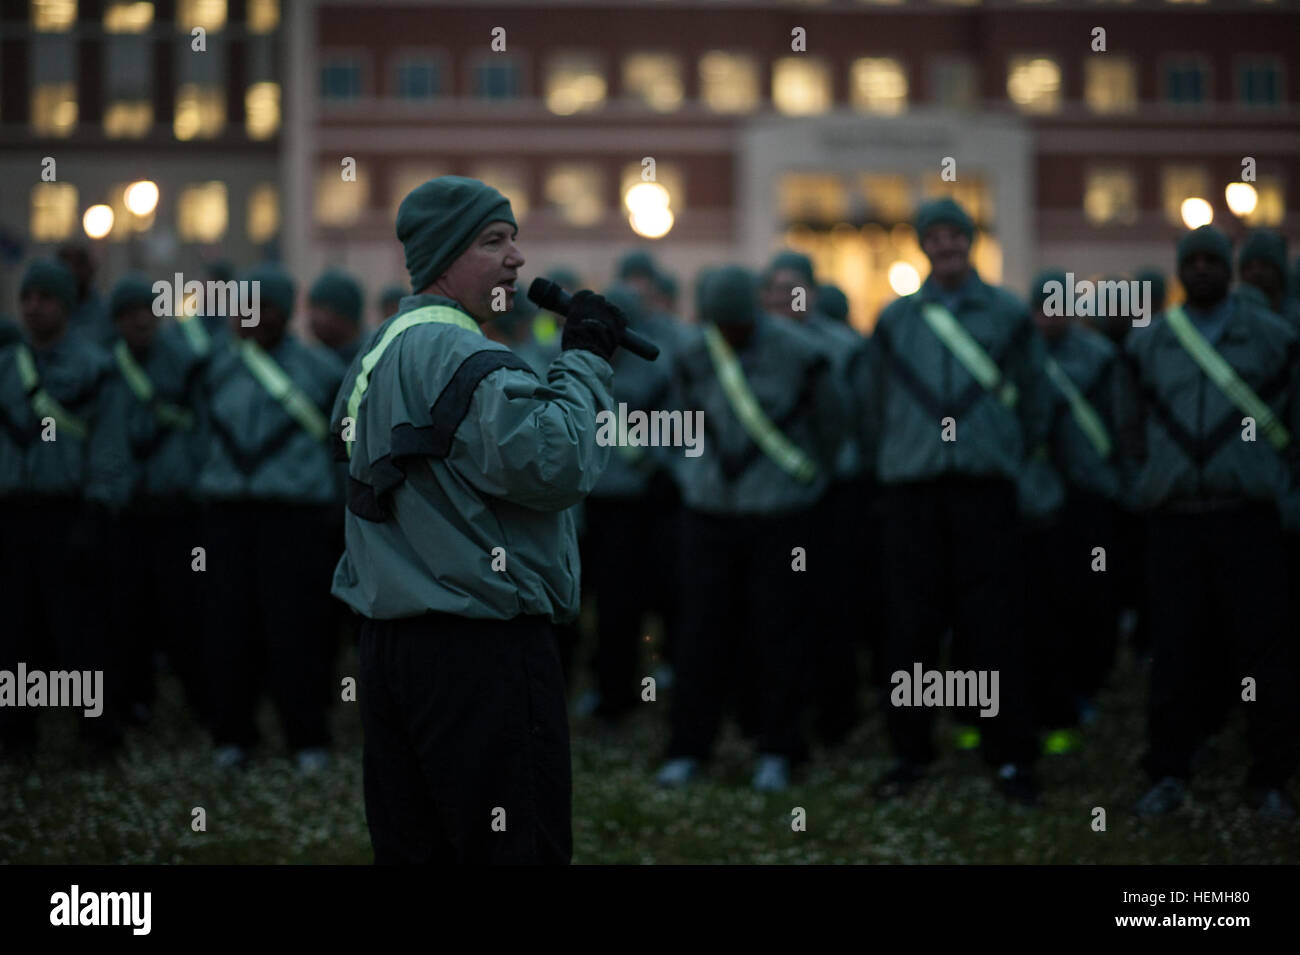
[561,291,628,362]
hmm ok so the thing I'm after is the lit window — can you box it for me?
[32,0,76,31]
[1244,177,1284,226]
[1161,165,1210,225]
[30,183,78,241]
[31,35,77,136]
[394,56,443,100]
[850,58,908,115]
[780,174,848,224]
[932,58,977,109]
[470,164,529,221]
[175,84,225,139]
[177,0,226,31]
[623,54,683,111]
[390,165,451,219]
[859,174,911,223]
[1163,58,1209,105]
[245,82,279,138]
[321,57,363,101]
[104,1,153,32]
[1238,58,1282,108]
[546,53,606,116]
[1007,56,1060,113]
[620,163,684,214]
[545,165,605,227]
[699,52,759,113]
[1084,168,1138,225]
[315,165,369,227]
[1085,58,1137,113]
[773,57,831,115]
[177,182,227,242]
[247,184,279,243]
[105,34,152,137]
[104,102,152,137]
[472,58,522,100]
[32,83,78,136]
[247,0,278,33]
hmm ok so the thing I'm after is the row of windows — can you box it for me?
[24,31,279,139]
[309,155,1286,234]
[321,50,1286,114]
[29,181,278,244]
[1085,168,1284,227]
[315,162,688,230]
[30,81,279,139]
[31,0,277,33]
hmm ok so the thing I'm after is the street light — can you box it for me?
[1180,197,1213,230]
[83,204,114,239]
[124,180,160,217]
[626,181,674,238]
[1224,182,1257,218]
[888,261,921,296]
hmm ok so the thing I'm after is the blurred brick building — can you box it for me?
[2,0,1296,328]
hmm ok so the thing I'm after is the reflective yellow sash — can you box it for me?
[344,305,482,458]
[14,344,88,439]
[702,323,817,483]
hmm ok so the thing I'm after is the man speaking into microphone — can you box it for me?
[329,176,626,864]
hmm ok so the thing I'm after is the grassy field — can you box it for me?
[1,638,1297,865]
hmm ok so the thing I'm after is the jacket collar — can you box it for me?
[395,292,476,321]
[918,269,992,310]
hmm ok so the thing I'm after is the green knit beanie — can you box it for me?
[1176,225,1232,268]
[767,250,815,286]
[701,265,758,326]
[617,250,657,282]
[109,274,156,318]
[241,263,296,318]
[309,269,363,323]
[396,176,517,294]
[1238,229,1287,276]
[915,197,975,241]
[20,259,77,312]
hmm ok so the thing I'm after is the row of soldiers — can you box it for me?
[2,199,1299,823]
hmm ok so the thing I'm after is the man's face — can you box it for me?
[1241,259,1284,307]
[432,221,525,323]
[308,304,356,349]
[115,304,158,353]
[20,289,68,344]
[1178,252,1230,308]
[761,268,810,320]
[920,224,972,287]
[234,304,288,349]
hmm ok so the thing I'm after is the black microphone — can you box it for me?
[527,277,660,361]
